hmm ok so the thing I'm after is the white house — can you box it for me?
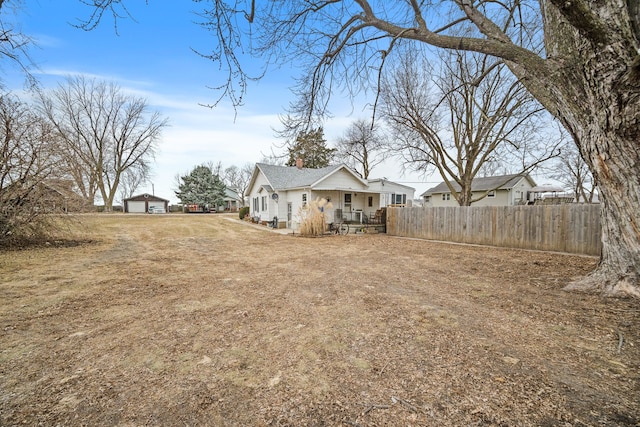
[247,162,415,229]
[421,173,537,207]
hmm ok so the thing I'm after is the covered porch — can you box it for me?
[310,188,383,224]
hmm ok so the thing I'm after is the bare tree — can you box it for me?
[205,161,224,178]
[39,76,168,211]
[382,50,558,206]
[476,158,511,178]
[117,162,151,205]
[335,119,389,179]
[551,139,597,203]
[0,1,37,88]
[258,154,283,166]
[83,1,640,296]
[58,143,99,206]
[0,94,64,245]
[223,163,253,207]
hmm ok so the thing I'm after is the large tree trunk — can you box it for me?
[535,0,640,297]
[564,132,640,298]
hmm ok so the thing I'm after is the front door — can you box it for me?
[344,193,352,215]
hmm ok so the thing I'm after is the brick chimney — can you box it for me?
[296,158,304,169]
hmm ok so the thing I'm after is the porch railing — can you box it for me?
[334,208,386,225]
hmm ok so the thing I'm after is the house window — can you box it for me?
[424,195,431,203]
[253,197,259,211]
[302,193,308,207]
[390,193,406,205]
[488,190,496,198]
[261,196,267,211]
[442,193,451,201]
[368,196,373,207]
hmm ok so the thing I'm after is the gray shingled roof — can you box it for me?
[256,163,346,190]
[423,173,533,195]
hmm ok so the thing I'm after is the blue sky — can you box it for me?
[4,1,437,205]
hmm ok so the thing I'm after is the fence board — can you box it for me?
[386,205,601,256]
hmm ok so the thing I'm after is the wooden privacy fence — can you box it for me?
[387,205,601,256]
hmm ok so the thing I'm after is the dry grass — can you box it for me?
[0,213,638,426]
[298,198,332,236]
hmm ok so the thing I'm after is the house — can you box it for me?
[246,162,415,229]
[421,173,537,207]
[218,188,243,212]
[39,180,88,212]
[1,179,87,213]
[124,193,169,213]
[179,189,243,213]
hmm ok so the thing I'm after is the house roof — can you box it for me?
[367,178,416,192]
[253,163,365,190]
[124,193,169,202]
[421,173,535,196]
[223,188,242,201]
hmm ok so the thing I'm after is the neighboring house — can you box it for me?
[421,173,537,207]
[40,180,88,212]
[124,193,169,213]
[219,188,242,212]
[247,162,415,229]
[1,179,87,213]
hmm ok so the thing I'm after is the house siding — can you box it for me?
[248,173,271,220]
[288,189,310,229]
[314,169,368,190]
[426,177,533,207]
[473,190,511,206]
[274,190,289,225]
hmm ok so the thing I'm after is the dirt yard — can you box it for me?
[0,214,638,426]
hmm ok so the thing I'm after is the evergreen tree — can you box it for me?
[175,165,226,209]
[286,128,336,168]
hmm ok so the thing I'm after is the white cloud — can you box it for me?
[31,33,63,49]
[35,68,154,88]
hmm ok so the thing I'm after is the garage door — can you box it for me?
[127,201,146,213]
[148,203,166,213]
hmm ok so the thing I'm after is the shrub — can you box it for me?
[239,206,250,220]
